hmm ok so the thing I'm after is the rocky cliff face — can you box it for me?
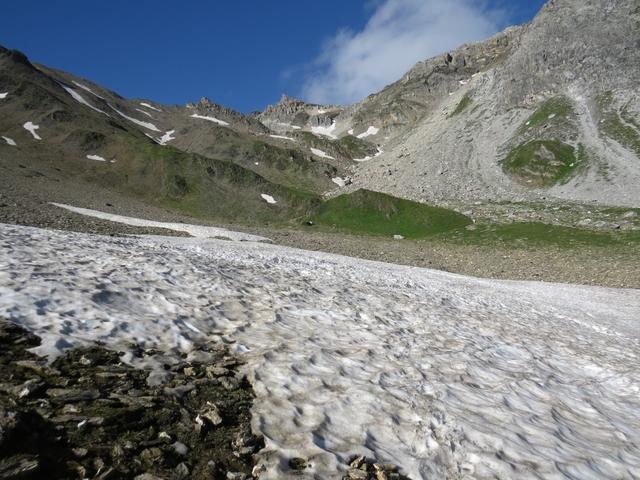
[343,0,640,207]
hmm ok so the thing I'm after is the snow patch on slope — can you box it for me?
[310,147,335,160]
[191,114,229,126]
[135,108,154,118]
[140,102,162,112]
[61,85,108,116]
[110,105,160,132]
[357,126,379,138]
[311,121,337,139]
[72,81,104,99]
[260,194,277,204]
[86,154,106,162]
[0,92,8,99]
[158,130,176,146]
[49,203,269,241]
[23,122,41,140]
[2,136,16,146]
[269,134,295,141]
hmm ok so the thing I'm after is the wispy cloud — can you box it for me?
[299,0,506,105]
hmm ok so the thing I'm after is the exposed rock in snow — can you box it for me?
[158,130,176,146]
[140,102,162,112]
[61,85,108,116]
[23,122,41,140]
[0,92,8,99]
[260,194,277,204]
[72,81,104,99]
[310,147,335,160]
[86,154,106,162]
[311,121,337,139]
[190,114,230,126]
[0,223,638,480]
[110,105,160,132]
[356,126,379,139]
[1,136,16,146]
[269,134,295,141]
[49,203,269,241]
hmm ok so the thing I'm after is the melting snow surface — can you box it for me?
[0,223,639,479]
[86,154,106,162]
[110,105,160,132]
[2,136,16,146]
[260,194,277,204]
[49,204,269,241]
[140,102,162,112]
[190,114,230,126]
[291,125,301,130]
[0,92,7,99]
[311,121,337,139]
[23,122,41,140]
[61,86,108,116]
[357,126,379,139]
[310,147,335,160]
[348,128,354,135]
[158,130,176,146]
[269,134,294,141]
[72,81,104,99]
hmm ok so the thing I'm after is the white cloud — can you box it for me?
[300,0,506,105]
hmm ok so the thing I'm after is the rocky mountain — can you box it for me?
[1,0,639,234]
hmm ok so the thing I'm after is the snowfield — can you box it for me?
[86,154,106,162]
[2,136,16,146]
[61,85,108,116]
[110,105,160,132]
[0,223,639,479]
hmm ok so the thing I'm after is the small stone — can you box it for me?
[349,456,366,469]
[252,464,267,477]
[183,366,195,377]
[201,402,223,426]
[72,447,88,458]
[622,210,638,219]
[174,462,190,478]
[347,469,368,480]
[288,457,308,470]
[226,472,247,480]
[172,441,189,456]
[158,431,172,443]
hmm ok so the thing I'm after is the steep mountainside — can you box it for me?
[345,0,640,207]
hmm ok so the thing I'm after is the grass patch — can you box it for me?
[442,222,640,249]
[519,96,574,133]
[310,189,471,239]
[449,95,472,117]
[596,91,640,155]
[501,140,579,187]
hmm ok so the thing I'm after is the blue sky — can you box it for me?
[1,0,545,112]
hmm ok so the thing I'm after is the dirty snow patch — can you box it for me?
[260,194,277,205]
[140,102,162,112]
[158,130,176,146]
[2,136,16,146]
[190,114,229,126]
[110,105,160,132]
[269,134,294,141]
[357,126,379,139]
[310,147,335,160]
[86,154,106,162]
[62,86,108,116]
[23,122,41,140]
[50,204,270,241]
[72,81,104,99]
